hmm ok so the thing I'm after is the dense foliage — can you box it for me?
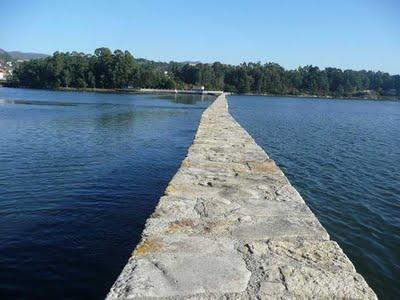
[8,48,400,98]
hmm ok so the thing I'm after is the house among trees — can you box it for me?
[191,85,205,92]
[0,68,6,80]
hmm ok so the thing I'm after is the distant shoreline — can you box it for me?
[1,85,398,101]
[58,87,224,96]
[238,92,399,101]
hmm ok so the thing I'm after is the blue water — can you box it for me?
[229,95,400,299]
[1,89,399,299]
[0,88,213,299]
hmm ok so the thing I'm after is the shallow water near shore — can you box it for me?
[0,87,213,299]
[229,95,400,299]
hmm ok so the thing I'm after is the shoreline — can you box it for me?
[1,85,398,101]
[238,92,399,101]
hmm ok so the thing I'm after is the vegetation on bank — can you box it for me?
[6,47,400,98]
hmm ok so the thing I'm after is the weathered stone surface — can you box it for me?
[106,94,376,299]
[242,240,377,299]
[107,236,250,298]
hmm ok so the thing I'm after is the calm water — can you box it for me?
[0,88,213,299]
[229,95,400,299]
[1,89,399,299]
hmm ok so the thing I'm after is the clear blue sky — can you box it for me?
[1,0,399,74]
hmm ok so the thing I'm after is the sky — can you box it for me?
[1,0,399,74]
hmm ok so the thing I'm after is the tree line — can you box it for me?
[7,47,400,98]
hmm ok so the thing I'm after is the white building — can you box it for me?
[0,70,5,80]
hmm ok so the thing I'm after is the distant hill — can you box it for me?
[0,48,49,61]
[0,49,12,61]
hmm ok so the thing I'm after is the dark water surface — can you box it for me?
[229,95,400,299]
[0,88,213,299]
[1,89,399,299]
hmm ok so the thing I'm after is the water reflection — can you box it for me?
[156,93,214,104]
